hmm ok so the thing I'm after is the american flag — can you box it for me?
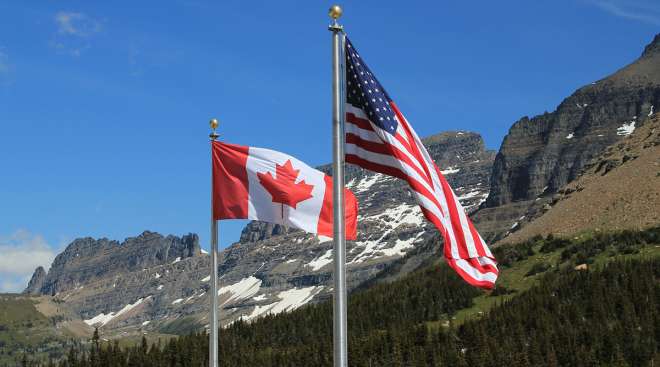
[343,38,498,289]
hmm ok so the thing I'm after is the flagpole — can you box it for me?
[329,5,348,367]
[209,118,220,367]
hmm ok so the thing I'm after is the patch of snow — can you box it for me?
[171,257,181,264]
[172,298,183,305]
[519,216,525,220]
[457,190,486,202]
[566,133,574,139]
[201,248,209,255]
[142,321,150,326]
[201,276,210,282]
[616,121,635,136]
[285,259,298,264]
[157,285,164,290]
[351,203,425,263]
[84,297,148,326]
[352,173,385,192]
[253,294,267,301]
[511,222,519,229]
[247,286,323,320]
[154,273,160,279]
[218,276,262,305]
[649,105,655,117]
[440,166,460,175]
[306,249,333,271]
[317,235,331,243]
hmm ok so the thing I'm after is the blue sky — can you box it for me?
[0,0,658,292]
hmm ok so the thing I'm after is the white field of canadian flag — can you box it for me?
[212,141,358,240]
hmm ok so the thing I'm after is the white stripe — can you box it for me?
[453,194,479,257]
[454,259,498,283]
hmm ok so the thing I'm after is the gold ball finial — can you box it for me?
[210,118,219,130]
[329,5,342,20]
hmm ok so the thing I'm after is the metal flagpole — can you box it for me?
[209,118,220,367]
[329,5,348,367]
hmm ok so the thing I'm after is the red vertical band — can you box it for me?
[317,175,358,240]
[212,141,250,220]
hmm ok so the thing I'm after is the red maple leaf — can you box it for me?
[257,160,314,209]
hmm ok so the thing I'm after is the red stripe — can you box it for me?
[212,142,249,220]
[468,217,488,258]
[317,176,358,240]
[346,113,375,132]
[435,166,471,259]
[390,102,435,190]
[446,258,495,290]
[346,133,433,187]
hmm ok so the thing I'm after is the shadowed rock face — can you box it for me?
[23,131,494,335]
[472,33,660,243]
[35,231,200,296]
[23,266,47,295]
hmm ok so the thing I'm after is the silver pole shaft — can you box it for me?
[330,21,347,367]
[210,143,219,367]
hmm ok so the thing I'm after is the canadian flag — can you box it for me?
[212,141,358,240]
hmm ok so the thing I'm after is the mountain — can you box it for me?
[22,130,494,337]
[474,33,660,242]
[500,113,659,244]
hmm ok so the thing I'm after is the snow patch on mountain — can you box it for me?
[84,297,148,327]
[247,286,323,320]
[617,121,636,136]
[218,276,262,305]
[440,167,460,175]
[348,173,388,193]
[306,249,333,271]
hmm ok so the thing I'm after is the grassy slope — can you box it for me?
[449,231,660,326]
[0,295,62,364]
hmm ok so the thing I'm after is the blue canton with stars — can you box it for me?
[345,38,398,135]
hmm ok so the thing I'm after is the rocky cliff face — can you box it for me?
[23,266,46,295]
[36,231,201,296]
[24,131,494,337]
[475,33,660,242]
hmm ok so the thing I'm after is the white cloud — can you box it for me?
[0,230,56,293]
[587,0,660,25]
[54,12,102,37]
[51,11,102,57]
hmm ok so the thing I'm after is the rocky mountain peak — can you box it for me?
[23,266,47,295]
[473,33,660,242]
[641,33,660,59]
[35,231,201,296]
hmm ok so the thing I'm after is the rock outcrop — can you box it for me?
[35,231,201,296]
[475,33,660,242]
[500,113,660,243]
[23,266,47,295]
